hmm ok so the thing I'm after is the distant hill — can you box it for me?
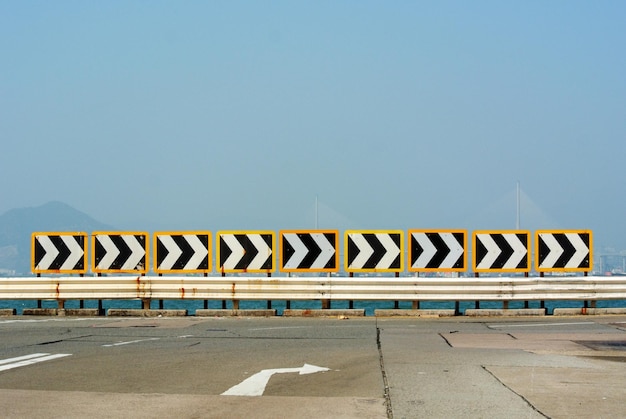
[0,201,114,275]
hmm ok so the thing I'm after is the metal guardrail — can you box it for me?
[1,276,625,307]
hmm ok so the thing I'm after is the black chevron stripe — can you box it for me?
[322,233,336,269]
[426,233,450,269]
[411,234,424,263]
[347,235,359,267]
[110,235,130,269]
[475,235,488,267]
[195,235,210,270]
[156,236,169,267]
[49,236,70,270]
[451,232,464,268]
[538,235,550,266]
[554,233,575,268]
[235,235,256,270]
[72,236,85,270]
[172,235,194,269]
[283,235,295,265]
[219,236,232,269]
[299,234,322,269]
[94,236,105,267]
[364,234,385,269]
[34,238,45,267]
[491,234,512,269]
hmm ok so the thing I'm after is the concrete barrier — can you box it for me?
[107,309,187,317]
[375,309,455,317]
[464,309,546,317]
[553,307,626,316]
[195,309,276,317]
[22,309,100,316]
[0,309,16,316]
[282,309,365,318]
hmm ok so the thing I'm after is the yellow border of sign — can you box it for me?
[535,230,593,273]
[153,231,212,274]
[216,230,275,274]
[278,230,340,273]
[91,231,149,274]
[472,230,531,273]
[408,229,467,273]
[31,232,88,274]
[344,230,405,273]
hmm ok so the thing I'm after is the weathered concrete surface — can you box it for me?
[282,309,365,317]
[0,390,386,419]
[375,309,455,317]
[107,309,187,317]
[2,315,626,418]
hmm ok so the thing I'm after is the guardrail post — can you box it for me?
[267,272,272,309]
[394,272,399,309]
[474,272,480,309]
[221,271,227,309]
[233,300,239,310]
[57,299,65,309]
[142,299,151,310]
[349,272,353,309]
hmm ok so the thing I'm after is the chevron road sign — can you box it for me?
[536,230,592,272]
[32,232,87,274]
[217,231,275,273]
[279,230,339,273]
[345,230,404,272]
[92,232,148,274]
[154,232,211,274]
[473,230,530,273]
[409,230,467,272]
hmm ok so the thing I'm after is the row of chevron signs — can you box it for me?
[31,229,592,275]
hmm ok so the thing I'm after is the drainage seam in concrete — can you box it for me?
[481,365,550,418]
[376,321,393,419]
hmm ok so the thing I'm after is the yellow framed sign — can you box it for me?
[279,230,339,273]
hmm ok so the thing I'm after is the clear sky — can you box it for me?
[1,2,625,250]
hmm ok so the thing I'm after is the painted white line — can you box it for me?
[0,353,50,366]
[488,322,595,328]
[222,363,330,396]
[102,338,160,347]
[0,353,71,372]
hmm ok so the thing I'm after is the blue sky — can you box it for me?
[1,2,625,249]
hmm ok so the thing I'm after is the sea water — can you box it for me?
[1,298,624,316]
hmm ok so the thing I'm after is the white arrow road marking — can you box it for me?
[566,233,589,268]
[158,235,183,270]
[376,233,401,268]
[222,234,245,270]
[476,234,500,269]
[184,234,208,270]
[221,364,330,396]
[311,233,335,268]
[122,235,145,270]
[412,233,436,268]
[440,233,464,268]
[36,236,59,270]
[503,234,527,269]
[96,235,120,269]
[0,353,71,372]
[248,234,272,270]
[102,338,160,347]
[283,233,308,269]
[61,235,84,270]
[349,234,374,268]
[539,234,563,268]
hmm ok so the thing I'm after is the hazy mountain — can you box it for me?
[0,201,114,275]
